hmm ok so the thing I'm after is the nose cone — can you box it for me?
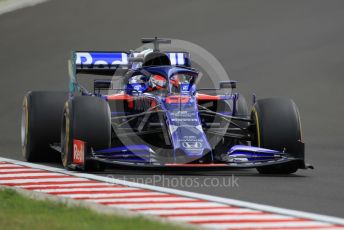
[169,125,212,163]
[165,95,212,163]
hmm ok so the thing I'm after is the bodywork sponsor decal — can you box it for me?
[73,140,85,165]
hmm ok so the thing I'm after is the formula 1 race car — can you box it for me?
[21,38,312,174]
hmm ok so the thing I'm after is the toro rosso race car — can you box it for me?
[21,38,312,174]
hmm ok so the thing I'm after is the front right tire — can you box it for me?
[251,98,304,174]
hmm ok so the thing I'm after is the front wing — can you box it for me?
[62,140,311,171]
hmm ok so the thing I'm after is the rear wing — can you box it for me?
[70,51,191,74]
[68,50,191,94]
[73,51,129,74]
[166,52,191,66]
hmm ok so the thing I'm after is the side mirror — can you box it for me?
[219,81,237,89]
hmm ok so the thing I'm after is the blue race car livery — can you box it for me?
[21,38,313,174]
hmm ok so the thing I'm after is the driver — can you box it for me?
[147,74,167,91]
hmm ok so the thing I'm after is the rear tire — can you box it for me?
[251,98,303,174]
[21,91,68,162]
[61,96,111,171]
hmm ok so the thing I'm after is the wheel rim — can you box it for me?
[21,99,28,156]
[61,105,70,167]
[251,107,261,147]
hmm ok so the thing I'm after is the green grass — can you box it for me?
[0,189,186,230]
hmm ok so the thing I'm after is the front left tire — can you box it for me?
[61,96,111,171]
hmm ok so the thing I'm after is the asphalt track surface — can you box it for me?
[0,0,343,219]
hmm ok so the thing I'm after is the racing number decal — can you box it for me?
[73,140,85,165]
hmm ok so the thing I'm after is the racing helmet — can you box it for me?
[148,74,167,90]
[129,75,146,84]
